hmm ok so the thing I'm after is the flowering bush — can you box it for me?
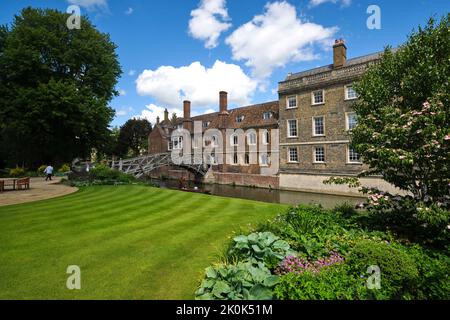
[275,252,344,276]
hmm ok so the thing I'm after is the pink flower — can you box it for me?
[444,135,450,141]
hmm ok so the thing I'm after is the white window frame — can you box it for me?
[286,96,298,109]
[260,153,270,167]
[314,146,326,163]
[345,85,357,101]
[287,119,298,138]
[203,121,210,128]
[312,116,326,137]
[262,130,270,145]
[288,147,299,163]
[312,90,325,105]
[347,146,362,164]
[236,115,245,123]
[346,112,358,131]
[247,132,257,146]
[171,136,183,150]
[263,112,273,120]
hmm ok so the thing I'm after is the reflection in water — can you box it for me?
[151,179,364,209]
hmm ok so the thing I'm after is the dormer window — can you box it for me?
[203,121,210,128]
[263,112,273,120]
[236,115,245,123]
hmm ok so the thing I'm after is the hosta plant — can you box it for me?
[195,261,279,300]
[229,232,295,268]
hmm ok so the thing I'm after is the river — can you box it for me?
[150,179,365,209]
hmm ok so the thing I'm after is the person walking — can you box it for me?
[44,165,54,181]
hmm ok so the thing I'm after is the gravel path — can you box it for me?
[0,177,78,207]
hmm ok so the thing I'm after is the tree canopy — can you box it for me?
[352,15,449,204]
[116,119,152,158]
[0,7,121,168]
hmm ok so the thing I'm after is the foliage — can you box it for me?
[228,232,294,268]
[89,164,137,184]
[274,265,369,300]
[38,165,48,174]
[347,240,420,299]
[58,164,71,174]
[351,15,450,204]
[9,166,26,177]
[0,7,121,168]
[115,119,152,157]
[195,261,279,300]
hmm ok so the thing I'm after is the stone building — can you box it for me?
[277,40,400,195]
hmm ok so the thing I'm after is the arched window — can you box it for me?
[247,132,257,145]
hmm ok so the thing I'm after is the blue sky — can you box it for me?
[0,0,448,127]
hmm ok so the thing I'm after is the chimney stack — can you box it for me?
[219,91,228,113]
[164,108,169,122]
[156,116,160,125]
[333,39,347,69]
[183,100,193,131]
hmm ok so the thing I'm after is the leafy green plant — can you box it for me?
[274,265,369,300]
[347,240,419,299]
[195,261,279,300]
[228,232,295,268]
[58,164,71,174]
[9,166,26,177]
[38,165,47,174]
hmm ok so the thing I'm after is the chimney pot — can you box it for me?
[333,39,347,69]
[183,100,193,131]
[156,116,160,124]
[164,108,169,122]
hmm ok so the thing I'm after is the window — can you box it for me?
[171,136,183,150]
[312,90,325,105]
[262,130,270,145]
[248,132,257,145]
[345,85,357,100]
[233,153,239,165]
[313,117,325,136]
[287,96,297,109]
[244,153,250,165]
[210,154,216,165]
[287,120,298,138]
[236,115,245,123]
[348,148,361,163]
[212,135,219,147]
[314,147,325,163]
[260,154,270,166]
[231,134,238,146]
[263,112,273,120]
[288,148,299,163]
[203,121,210,128]
[346,113,358,130]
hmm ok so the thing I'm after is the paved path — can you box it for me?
[0,177,78,207]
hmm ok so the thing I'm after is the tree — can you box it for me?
[116,119,152,157]
[351,15,449,205]
[171,112,178,125]
[0,7,121,168]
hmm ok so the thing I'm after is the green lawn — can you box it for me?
[0,185,286,300]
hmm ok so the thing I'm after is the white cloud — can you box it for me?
[118,89,126,96]
[309,0,351,7]
[225,1,338,78]
[125,7,134,15]
[135,104,182,125]
[136,60,257,109]
[128,70,136,76]
[67,0,107,11]
[189,0,232,49]
[116,106,134,117]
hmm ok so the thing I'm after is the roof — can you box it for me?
[284,51,383,82]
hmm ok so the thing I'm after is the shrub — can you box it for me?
[274,265,369,300]
[9,166,26,177]
[88,164,137,184]
[58,164,71,174]
[228,232,295,269]
[347,240,419,299]
[333,202,358,217]
[38,165,47,174]
[195,261,279,300]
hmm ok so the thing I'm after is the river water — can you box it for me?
[150,179,365,209]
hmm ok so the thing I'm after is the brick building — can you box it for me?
[148,92,280,188]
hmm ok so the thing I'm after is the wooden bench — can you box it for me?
[0,180,4,193]
[16,177,30,190]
